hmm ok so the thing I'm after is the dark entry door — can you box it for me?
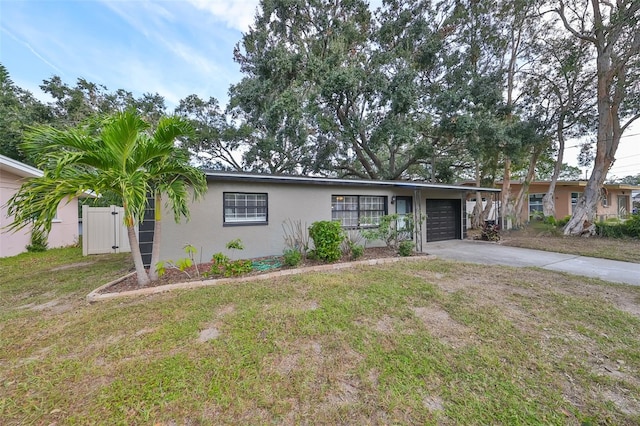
[425,199,461,242]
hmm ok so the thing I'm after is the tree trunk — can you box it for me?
[561,0,639,235]
[542,117,565,218]
[471,162,483,229]
[127,223,151,287]
[501,158,514,229]
[148,192,162,281]
[514,146,542,227]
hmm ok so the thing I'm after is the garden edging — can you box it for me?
[86,255,437,302]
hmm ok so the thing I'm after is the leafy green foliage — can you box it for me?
[6,111,207,286]
[26,227,48,253]
[0,64,51,163]
[624,213,640,238]
[207,253,253,277]
[398,240,413,257]
[226,239,244,251]
[282,249,302,267]
[595,214,640,239]
[155,244,200,279]
[207,240,254,277]
[308,220,344,263]
[350,244,364,260]
[362,214,416,249]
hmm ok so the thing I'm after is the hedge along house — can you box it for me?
[154,171,501,262]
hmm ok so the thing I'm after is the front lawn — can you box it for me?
[500,222,640,263]
[1,247,639,424]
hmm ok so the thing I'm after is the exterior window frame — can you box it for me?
[571,192,582,214]
[528,193,544,216]
[331,195,387,229]
[223,192,268,226]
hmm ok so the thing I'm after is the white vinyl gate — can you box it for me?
[82,205,132,256]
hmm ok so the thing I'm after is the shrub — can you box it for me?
[556,215,571,227]
[308,220,344,262]
[206,239,254,277]
[156,244,200,279]
[283,249,302,267]
[282,219,310,257]
[475,221,500,241]
[543,215,556,226]
[351,244,364,260]
[26,227,48,252]
[341,229,365,256]
[362,214,415,249]
[398,240,413,257]
[624,213,640,238]
[596,222,625,239]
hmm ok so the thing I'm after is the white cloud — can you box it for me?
[185,0,260,32]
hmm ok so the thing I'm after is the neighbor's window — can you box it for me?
[223,192,268,224]
[331,195,387,228]
[571,192,582,213]
[529,193,544,215]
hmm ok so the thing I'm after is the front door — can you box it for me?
[618,195,629,218]
[396,196,413,238]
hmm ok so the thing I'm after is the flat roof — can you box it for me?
[204,171,502,193]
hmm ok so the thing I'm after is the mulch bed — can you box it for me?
[100,247,427,294]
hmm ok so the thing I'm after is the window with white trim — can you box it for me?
[331,195,387,228]
[223,192,268,224]
[528,193,544,215]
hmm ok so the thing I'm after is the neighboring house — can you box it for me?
[507,181,639,223]
[157,171,501,262]
[0,154,79,257]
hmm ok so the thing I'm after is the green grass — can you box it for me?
[1,247,640,424]
[501,222,640,263]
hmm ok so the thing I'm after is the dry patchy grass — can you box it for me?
[1,247,640,424]
[500,223,640,263]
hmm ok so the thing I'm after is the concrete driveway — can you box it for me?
[424,240,640,286]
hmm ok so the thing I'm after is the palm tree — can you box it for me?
[6,110,207,287]
[145,120,207,281]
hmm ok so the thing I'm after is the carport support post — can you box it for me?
[413,189,423,252]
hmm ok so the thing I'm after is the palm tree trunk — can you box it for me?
[127,224,151,287]
[148,192,162,281]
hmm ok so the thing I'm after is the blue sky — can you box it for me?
[1,0,256,106]
[0,0,638,178]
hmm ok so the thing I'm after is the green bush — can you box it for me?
[283,249,302,267]
[351,244,364,260]
[624,213,640,238]
[398,240,413,257]
[207,249,253,277]
[26,227,48,252]
[556,215,571,227]
[362,213,418,249]
[543,216,556,226]
[308,220,344,262]
[595,222,626,239]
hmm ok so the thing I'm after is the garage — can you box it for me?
[426,199,461,242]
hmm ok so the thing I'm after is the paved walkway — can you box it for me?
[424,240,640,286]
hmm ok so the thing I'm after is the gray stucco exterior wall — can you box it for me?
[159,179,471,262]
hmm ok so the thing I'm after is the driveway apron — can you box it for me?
[425,240,640,286]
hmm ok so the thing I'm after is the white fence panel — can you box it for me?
[82,205,132,256]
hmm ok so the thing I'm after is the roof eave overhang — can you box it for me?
[204,171,501,193]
